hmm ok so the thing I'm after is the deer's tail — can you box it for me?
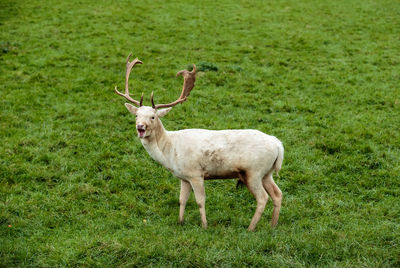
[274,140,284,177]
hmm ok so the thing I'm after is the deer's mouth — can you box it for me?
[136,126,146,138]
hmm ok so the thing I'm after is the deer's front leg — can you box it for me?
[179,179,192,224]
[190,178,207,228]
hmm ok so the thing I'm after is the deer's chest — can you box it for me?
[141,139,175,170]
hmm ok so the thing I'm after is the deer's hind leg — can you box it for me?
[246,172,269,231]
[262,173,282,227]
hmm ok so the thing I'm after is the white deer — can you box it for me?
[115,53,284,231]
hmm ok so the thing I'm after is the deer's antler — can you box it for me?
[151,64,196,109]
[114,53,143,107]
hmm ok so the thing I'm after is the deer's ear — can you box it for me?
[157,108,172,118]
[125,103,138,115]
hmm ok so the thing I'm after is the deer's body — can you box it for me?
[116,54,284,231]
[141,127,283,182]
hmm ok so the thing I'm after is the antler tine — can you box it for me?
[151,92,155,109]
[114,53,143,106]
[140,93,144,107]
[153,64,196,109]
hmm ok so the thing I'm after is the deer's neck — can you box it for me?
[140,120,173,168]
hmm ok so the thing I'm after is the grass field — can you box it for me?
[1,0,400,266]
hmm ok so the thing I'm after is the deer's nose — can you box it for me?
[137,124,145,130]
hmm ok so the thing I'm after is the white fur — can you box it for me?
[125,104,284,231]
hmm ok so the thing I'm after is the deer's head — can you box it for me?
[115,53,196,139]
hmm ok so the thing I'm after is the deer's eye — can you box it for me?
[151,116,155,120]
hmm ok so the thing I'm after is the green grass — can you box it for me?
[1,0,400,266]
